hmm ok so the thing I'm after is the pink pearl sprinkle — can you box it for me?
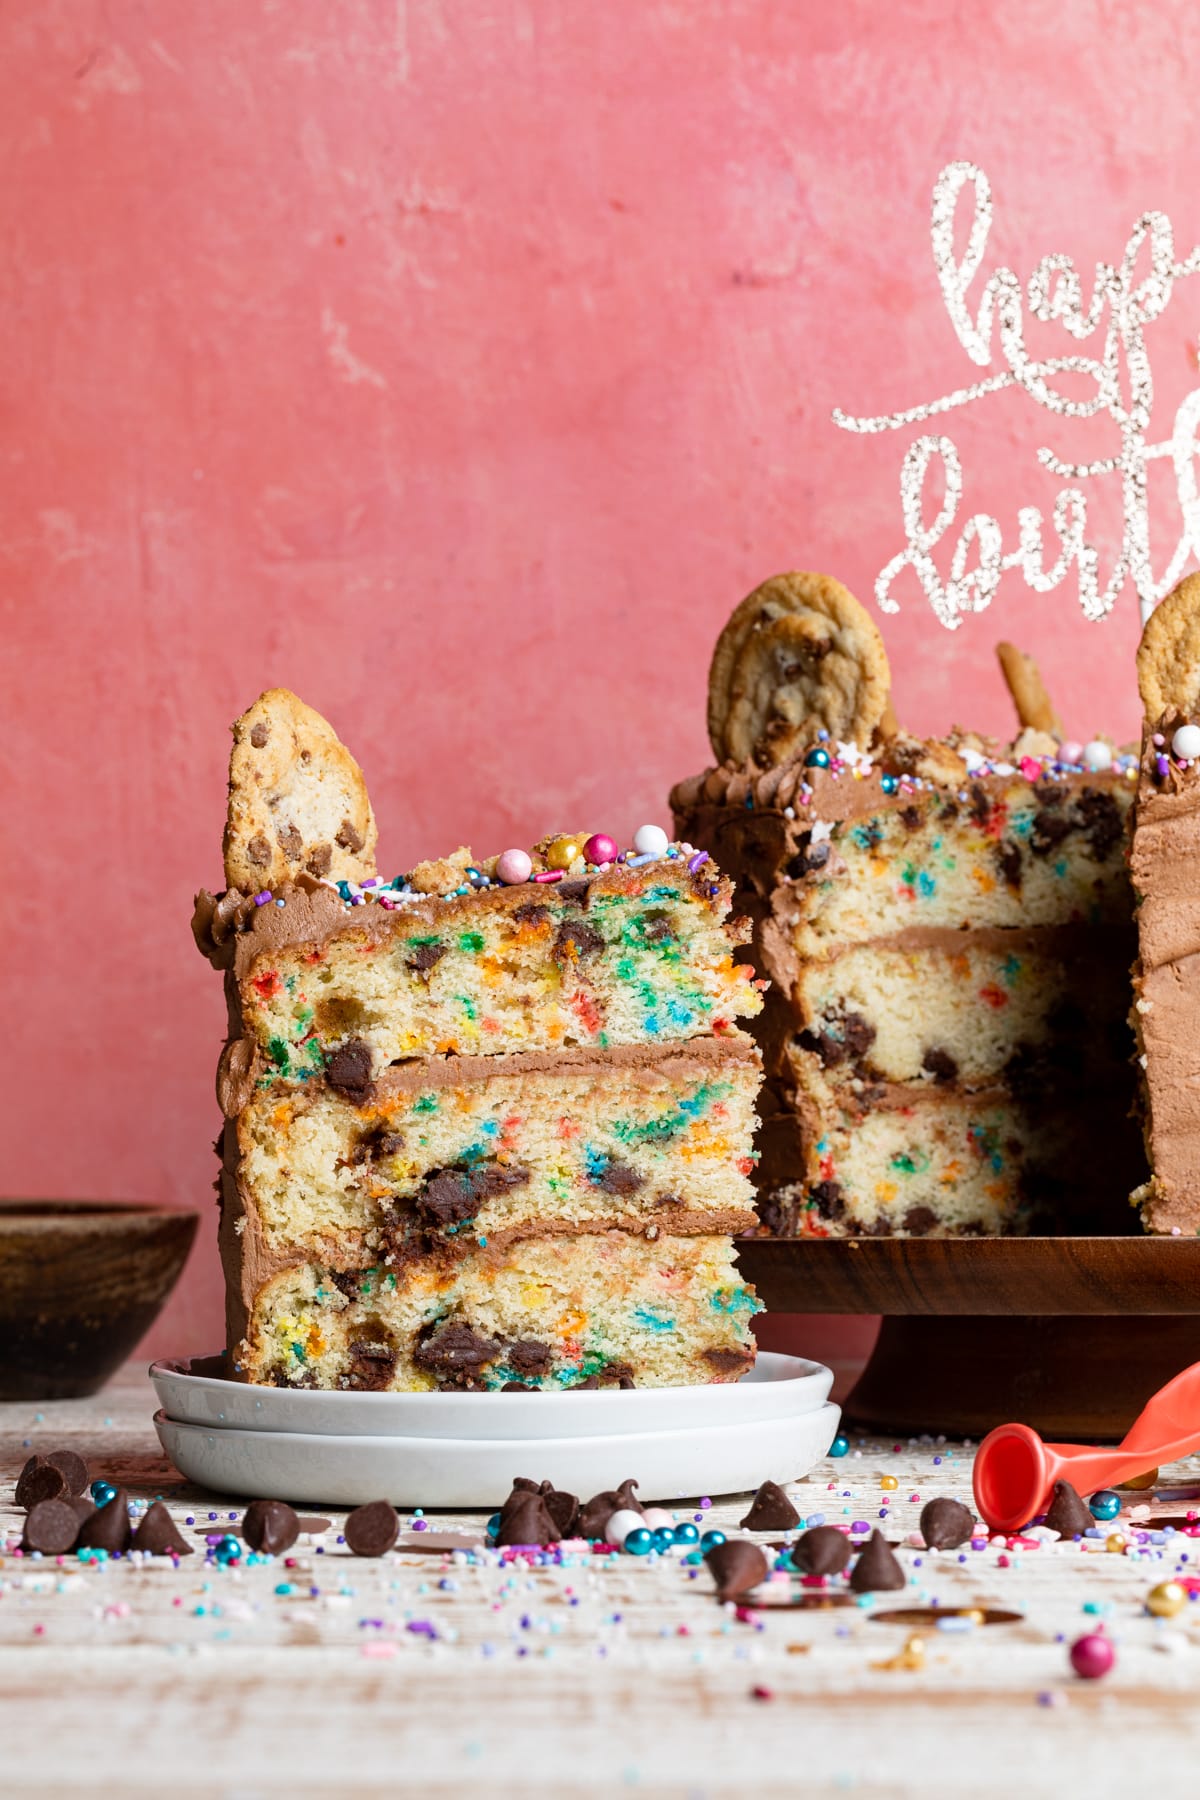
[496,848,533,885]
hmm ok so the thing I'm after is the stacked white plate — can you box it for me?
[152,1352,841,1507]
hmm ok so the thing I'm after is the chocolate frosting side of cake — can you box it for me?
[1130,720,1200,1233]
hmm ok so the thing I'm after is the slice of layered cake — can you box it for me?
[1129,573,1200,1234]
[671,571,1144,1237]
[194,692,764,1387]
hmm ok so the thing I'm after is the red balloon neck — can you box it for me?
[973,1423,1051,1533]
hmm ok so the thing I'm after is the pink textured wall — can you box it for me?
[3,1,1197,1357]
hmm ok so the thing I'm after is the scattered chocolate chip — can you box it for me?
[242,1499,301,1555]
[250,720,270,748]
[501,1382,530,1391]
[919,1497,976,1550]
[305,843,333,877]
[77,1489,134,1554]
[496,1491,561,1547]
[921,1047,958,1084]
[1043,1479,1093,1539]
[849,1528,906,1593]
[23,1498,82,1555]
[15,1457,66,1510]
[902,1206,938,1236]
[578,1479,641,1541]
[344,1500,400,1556]
[44,1449,90,1496]
[247,834,271,867]
[414,1320,500,1373]
[415,1163,530,1228]
[994,841,1023,889]
[65,1497,96,1527]
[740,1480,801,1532]
[792,1525,852,1576]
[705,1539,769,1603]
[132,1501,194,1557]
[325,1035,375,1101]
[541,1484,580,1537]
[506,1339,553,1378]
[337,820,365,853]
[590,1159,644,1196]
[277,823,304,861]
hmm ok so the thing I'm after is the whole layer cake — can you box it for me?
[671,572,1145,1237]
[195,689,764,1386]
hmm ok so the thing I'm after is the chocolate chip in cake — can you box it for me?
[919,1497,975,1550]
[994,841,1023,889]
[922,1047,958,1084]
[898,804,923,831]
[23,1498,83,1555]
[902,1206,938,1236]
[1073,787,1124,860]
[808,1180,846,1222]
[740,1480,801,1532]
[242,1499,301,1555]
[785,842,830,879]
[325,1035,375,1101]
[77,1489,133,1554]
[343,1339,398,1391]
[344,1500,400,1557]
[414,1320,500,1373]
[305,843,333,877]
[337,819,365,853]
[506,1339,553,1378]
[247,834,272,867]
[277,823,304,861]
[406,940,447,975]
[132,1501,194,1557]
[553,919,605,960]
[555,880,592,907]
[512,900,552,926]
[250,720,270,748]
[15,1456,66,1510]
[967,783,993,827]
[1030,808,1072,855]
[415,1168,480,1227]
[589,1158,644,1196]
[703,1346,754,1375]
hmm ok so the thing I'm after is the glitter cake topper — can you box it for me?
[833,161,1200,629]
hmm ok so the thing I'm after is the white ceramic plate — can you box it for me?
[149,1351,833,1441]
[155,1401,842,1507]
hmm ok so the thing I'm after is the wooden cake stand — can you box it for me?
[742,1237,1200,1439]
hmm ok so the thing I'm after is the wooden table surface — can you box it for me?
[4,1364,1200,1797]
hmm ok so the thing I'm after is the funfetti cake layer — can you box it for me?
[239,1232,762,1392]
[673,731,1145,1237]
[194,849,761,1087]
[224,1038,761,1263]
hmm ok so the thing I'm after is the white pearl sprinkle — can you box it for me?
[1172,724,1200,760]
[1082,739,1113,772]
[632,823,669,858]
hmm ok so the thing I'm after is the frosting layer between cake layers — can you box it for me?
[672,736,1146,1237]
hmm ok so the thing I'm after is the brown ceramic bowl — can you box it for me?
[0,1202,199,1400]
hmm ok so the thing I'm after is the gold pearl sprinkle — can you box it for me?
[1146,1581,1187,1619]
